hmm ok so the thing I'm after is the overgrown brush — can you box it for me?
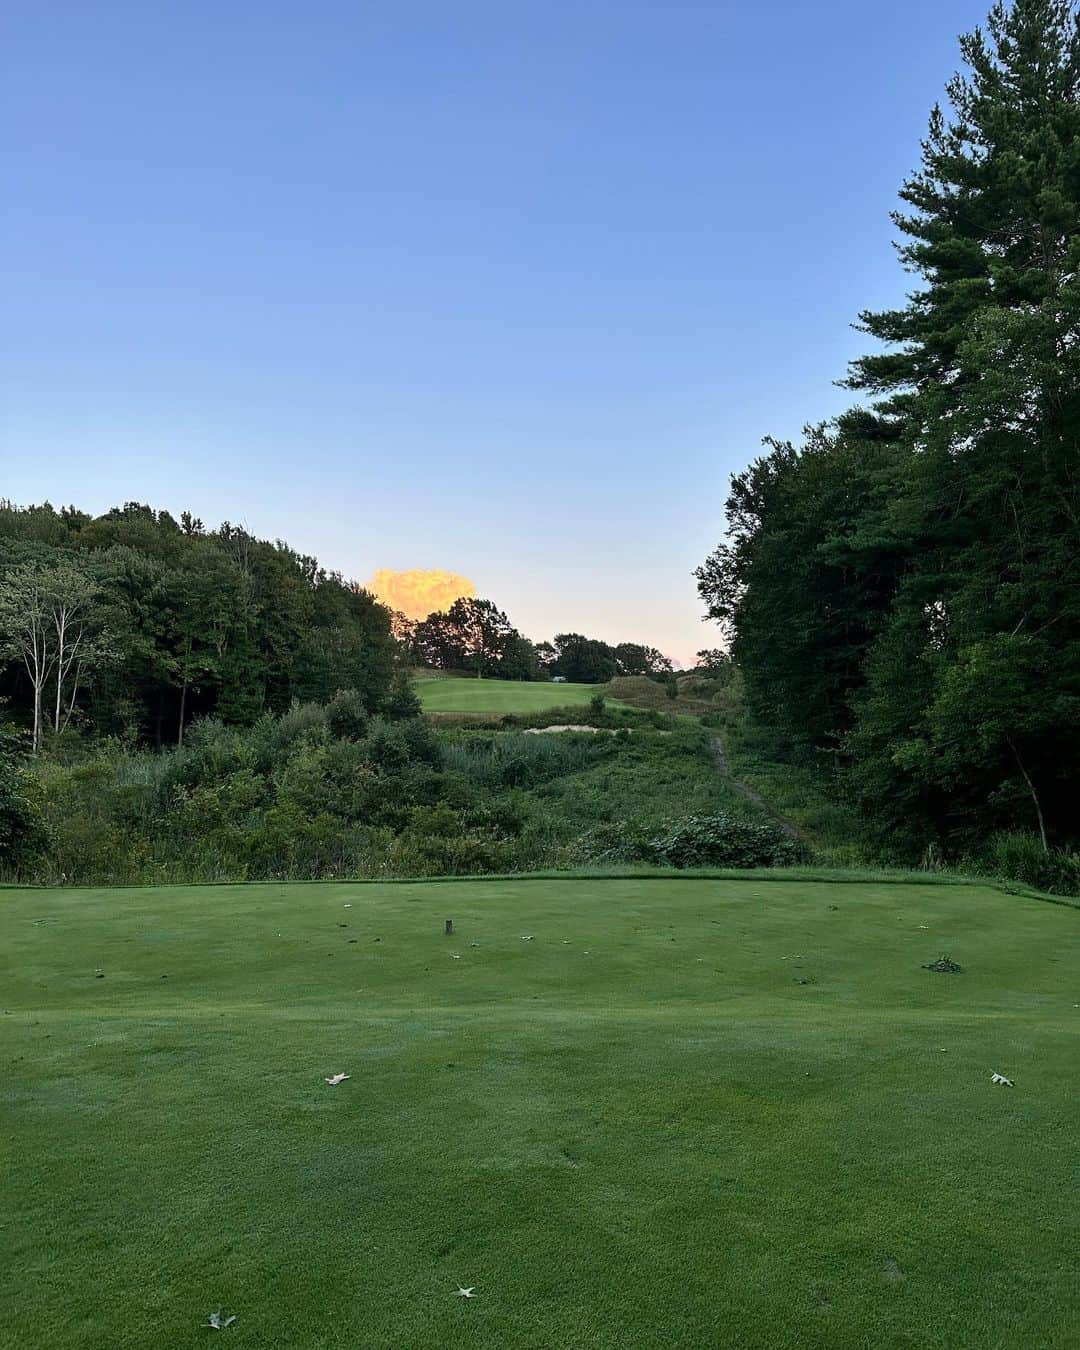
[1,699,770,885]
[441,732,611,789]
[583,811,807,869]
[980,832,1080,896]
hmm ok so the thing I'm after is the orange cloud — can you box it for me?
[366,568,477,621]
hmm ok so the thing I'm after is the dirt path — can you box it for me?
[710,737,807,842]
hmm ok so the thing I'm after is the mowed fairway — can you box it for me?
[415,676,601,713]
[2,878,1077,1349]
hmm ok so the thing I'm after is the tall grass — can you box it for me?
[441,731,610,789]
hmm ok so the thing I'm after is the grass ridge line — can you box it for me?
[2,865,1076,908]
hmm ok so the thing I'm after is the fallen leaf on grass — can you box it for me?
[456,1287,476,1298]
[881,1256,906,1286]
[206,1311,236,1329]
[324,1073,350,1086]
[991,1072,1014,1086]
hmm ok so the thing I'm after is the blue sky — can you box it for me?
[2,0,989,663]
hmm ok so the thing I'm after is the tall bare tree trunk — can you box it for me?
[1008,737,1048,853]
[53,609,66,733]
[27,628,48,755]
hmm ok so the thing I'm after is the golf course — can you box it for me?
[2,874,1076,1349]
[414,676,603,714]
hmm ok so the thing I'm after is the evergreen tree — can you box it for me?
[699,0,1080,854]
[383,668,423,720]
[847,0,1080,849]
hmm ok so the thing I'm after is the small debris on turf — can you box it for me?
[94,971,105,979]
[521,935,533,941]
[343,903,351,908]
[881,1256,906,1286]
[205,1311,236,1329]
[450,954,461,960]
[794,976,816,985]
[991,1072,1014,1086]
[456,1286,476,1298]
[922,955,962,973]
[324,1073,350,1086]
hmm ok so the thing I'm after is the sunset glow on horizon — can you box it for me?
[366,568,477,621]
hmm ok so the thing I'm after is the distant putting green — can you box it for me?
[415,676,601,713]
[2,875,1077,1348]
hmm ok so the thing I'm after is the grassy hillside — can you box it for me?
[415,676,601,713]
[605,673,736,717]
[2,876,1076,1348]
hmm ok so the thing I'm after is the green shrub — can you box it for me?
[983,831,1080,896]
[645,813,809,869]
[326,689,369,741]
[383,670,422,721]
[0,726,46,871]
[266,702,329,756]
[577,820,658,862]
[362,718,412,771]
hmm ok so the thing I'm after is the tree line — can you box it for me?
[0,501,677,754]
[696,0,1080,861]
[396,598,674,683]
[0,501,401,748]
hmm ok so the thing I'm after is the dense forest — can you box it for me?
[0,500,400,749]
[697,0,1080,877]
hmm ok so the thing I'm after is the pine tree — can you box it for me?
[845,0,1080,849]
[699,2,1080,854]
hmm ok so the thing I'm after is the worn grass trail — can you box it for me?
[1,877,1077,1348]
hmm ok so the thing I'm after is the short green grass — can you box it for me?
[2,877,1077,1348]
[415,677,600,713]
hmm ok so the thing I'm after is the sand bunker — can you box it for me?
[523,724,609,734]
